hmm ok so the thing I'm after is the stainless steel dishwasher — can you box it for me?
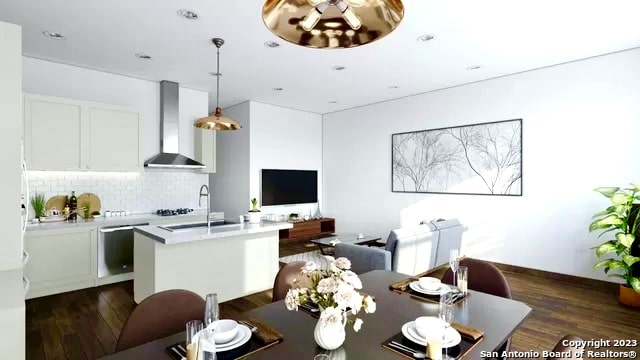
[98,222,148,278]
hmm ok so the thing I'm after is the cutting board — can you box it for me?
[77,193,102,218]
[45,195,67,212]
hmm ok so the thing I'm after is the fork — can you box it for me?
[389,341,427,359]
[238,320,257,333]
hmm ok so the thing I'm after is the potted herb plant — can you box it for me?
[589,185,640,307]
[30,193,46,220]
[247,198,262,224]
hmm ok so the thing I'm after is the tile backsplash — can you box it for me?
[28,170,209,216]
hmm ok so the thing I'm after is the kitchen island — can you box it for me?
[133,220,293,303]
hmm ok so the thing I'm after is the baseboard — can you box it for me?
[492,261,619,291]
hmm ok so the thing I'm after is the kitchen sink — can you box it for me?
[159,220,239,232]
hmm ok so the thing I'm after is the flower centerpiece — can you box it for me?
[284,256,376,350]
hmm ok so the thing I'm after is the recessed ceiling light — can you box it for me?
[135,53,152,60]
[272,87,284,91]
[328,101,338,104]
[264,41,280,48]
[332,65,346,71]
[417,34,435,42]
[388,85,399,89]
[177,9,199,20]
[209,72,223,77]
[467,65,482,70]
[42,31,65,40]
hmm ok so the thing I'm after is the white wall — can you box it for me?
[22,57,209,214]
[210,101,251,219]
[249,102,323,218]
[323,48,640,281]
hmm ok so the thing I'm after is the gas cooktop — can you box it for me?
[156,208,194,217]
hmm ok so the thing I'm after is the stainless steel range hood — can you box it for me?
[144,81,206,169]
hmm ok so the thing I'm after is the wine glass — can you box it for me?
[204,293,219,327]
[449,249,459,288]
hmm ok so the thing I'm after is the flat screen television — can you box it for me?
[261,169,318,206]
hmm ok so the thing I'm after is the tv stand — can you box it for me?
[279,218,335,242]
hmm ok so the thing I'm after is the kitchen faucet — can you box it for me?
[199,184,210,229]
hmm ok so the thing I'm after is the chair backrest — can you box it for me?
[272,261,312,302]
[334,243,392,274]
[432,219,465,267]
[386,224,438,275]
[442,258,512,299]
[547,335,585,360]
[115,289,205,352]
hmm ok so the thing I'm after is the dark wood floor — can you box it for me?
[26,240,640,359]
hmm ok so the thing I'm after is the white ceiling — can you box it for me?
[1,0,640,114]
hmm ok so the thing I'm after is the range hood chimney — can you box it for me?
[144,81,206,169]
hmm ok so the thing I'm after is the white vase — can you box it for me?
[313,314,347,350]
[247,212,261,224]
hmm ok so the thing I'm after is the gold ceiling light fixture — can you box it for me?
[194,38,242,131]
[262,0,404,49]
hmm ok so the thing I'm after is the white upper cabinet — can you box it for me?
[194,128,216,173]
[24,94,142,171]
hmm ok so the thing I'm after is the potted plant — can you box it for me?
[589,185,640,307]
[247,198,261,224]
[30,193,46,220]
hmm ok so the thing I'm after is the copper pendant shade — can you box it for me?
[194,38,242,131]
[262,0,404,49]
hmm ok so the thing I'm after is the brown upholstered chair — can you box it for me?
[547,335,585,360]
[441,258,512,299]
[115,289,205,352]
[442,258,512,359]
[273,261,312,302]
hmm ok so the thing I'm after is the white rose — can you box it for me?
[340,270,362,289]
[334,282,359,311]
[301,261,318,274]
[317,277,339,294]
[285,289,300,311]
[319,306,343,327]
[364,295,376,314]
[353,318,363,332]
[334,257,351,270]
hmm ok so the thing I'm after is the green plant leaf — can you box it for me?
[594,187,619,198]
[630,277,640,294]
[593,259,612,270]
[608,274,626,279]
[622,255,640,267]
[608,260,627,271]
[592,206,616,219]
[589,215,624,232]
[630,183,640,192]
[616,233,635,248]
[595,241,618,257]
[611,193,633,206]
[597,227,617,239]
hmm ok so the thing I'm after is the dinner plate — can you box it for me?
[409,281,451,295]
[194,324,251,352]
[401,321,462,348]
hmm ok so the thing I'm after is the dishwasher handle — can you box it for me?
[99,223,149,233]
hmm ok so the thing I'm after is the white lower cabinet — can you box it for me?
[24,227,97,299]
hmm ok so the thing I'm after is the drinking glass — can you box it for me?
[199,328,217,360]
[449,249,459,288]
[457,266,469,295]
[204,293,219,327]
[186,320,203,360]
[439,292,454,328]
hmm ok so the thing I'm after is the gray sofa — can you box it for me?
[334,219,465,275]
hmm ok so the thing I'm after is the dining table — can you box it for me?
[100,270,532,359]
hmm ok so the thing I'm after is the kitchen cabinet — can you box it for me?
[23,94,142,171]
[24,227,97,299]
[194,128,216,173]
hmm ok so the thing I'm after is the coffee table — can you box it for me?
[310,233,383,255]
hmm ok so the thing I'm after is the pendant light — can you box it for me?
[194,38,242,130]
[262,0,404,49]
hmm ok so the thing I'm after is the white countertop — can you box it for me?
[25,210,221,231]
[134,220,293,245]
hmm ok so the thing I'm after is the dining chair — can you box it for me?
[547,335,585,359]
[442,258,512,359]
[115,289,205,352]
[272,261,312,302]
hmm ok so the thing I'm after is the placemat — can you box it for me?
[166,319,283,360]
[389,278,467,304]
[381,323,483,360]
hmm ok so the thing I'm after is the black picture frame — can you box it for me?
[391,119,523,196]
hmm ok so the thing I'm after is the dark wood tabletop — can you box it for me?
[100,270,532,360]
